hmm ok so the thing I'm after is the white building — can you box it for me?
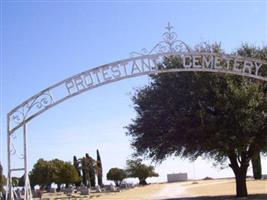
[167,173,188,182]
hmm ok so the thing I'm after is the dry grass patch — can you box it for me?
[38,179,267,200]
[183,179,267,197]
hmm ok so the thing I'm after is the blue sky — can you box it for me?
[1,1,267,183]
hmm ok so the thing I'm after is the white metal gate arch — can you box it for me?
[7,23,267,200]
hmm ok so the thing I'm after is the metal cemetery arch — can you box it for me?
[7,23,267,200]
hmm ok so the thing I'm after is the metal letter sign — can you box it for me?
[7,23,267,199]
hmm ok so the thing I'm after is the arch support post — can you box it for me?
[23,123,32,200]
[7,114,14,200]
[7,118,32,200]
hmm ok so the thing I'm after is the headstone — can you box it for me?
[120,183,128,189]
[80,187,90,195]
[76,186,81,192]
[96,185,101,193]
[64,187,73,195]
[49,188,56,193]
[32,190,38,198]
[110,184,116,192]
[32,189,42,198]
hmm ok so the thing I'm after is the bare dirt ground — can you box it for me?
[40,179,267,200]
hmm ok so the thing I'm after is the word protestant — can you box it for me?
[65,57,158,95]
[65,53,265,95]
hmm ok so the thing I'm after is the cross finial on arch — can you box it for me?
[166,22,173,32]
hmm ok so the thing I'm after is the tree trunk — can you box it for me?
[228,153,249,197]
[89,170,96,187]
[97,173,103,187]
[235,168,248,197]
[139,179,147,185]
[115,181,120,187]
[252,153,262,180]
[82,169,87,186]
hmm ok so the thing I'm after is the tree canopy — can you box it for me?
[126,44,267,197]
[125,159,158,185]
[106,168,127,187]
[30,158,80,189]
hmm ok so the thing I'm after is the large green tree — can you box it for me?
[126,44,267,197]
[236,44,267,180]
[30,159,51,189]
[125,159,158,185]
[59,162,80,188]
[106,168,127,187]
[30,158,80,190]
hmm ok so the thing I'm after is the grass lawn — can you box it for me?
[39,179,267,200]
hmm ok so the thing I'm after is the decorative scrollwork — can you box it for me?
[19,154,25,160]
[9,90,54,128]
[11,132,16,139]
[11,111,25,125]
[10,136,24,159]
[131,22,192,57]
[10,143,16,155]
[25,92,54,114]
